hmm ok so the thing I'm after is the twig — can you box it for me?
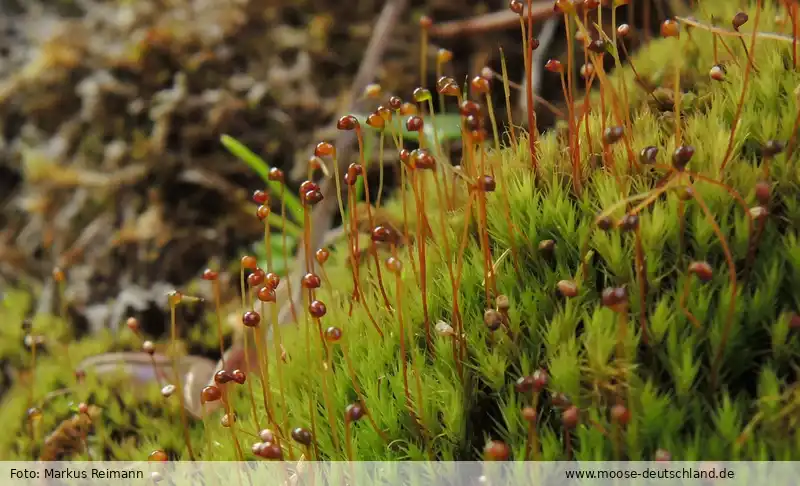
[677,16,796,44]
[428,3,561,38]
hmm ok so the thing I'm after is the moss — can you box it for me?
[2,0,800,461]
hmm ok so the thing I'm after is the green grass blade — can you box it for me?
[220,134,304,222]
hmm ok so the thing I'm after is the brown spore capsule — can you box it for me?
[161,384,176,398]
[554,0,576,15]
[459,100,481,117]
[366,112,385,130]
[436,76,454,92]
[419,15,433,30]
[484,308,503,331]
[372,225,397,244]
[257,287,276,303]
[309,300,327,318]
[258,442,283,460]
[538,239,556,254]
[303,189,324,205]
[214,370,233,385]
[584,0,600,10]
[619,214,639,232]
[588,39,607,54]
[291,427,313,446]
[241,255,258,270]
[688,261,713,282]
[661,19,680,37]
[557,280,579,298]
[232,369,246,384]
[732,12,749,31]
[580,63,595,79]
[545,59,563,73]
[562,406,580,429]
[385,256,403,274]
[762,140,785,158]
[478,175,496,192]
[672,145,695,170]
[299,180,318,194]
[221,413,236,427]
[464,115,482,132]
[509,0,524,15]
[201,385,222,403]
[483,440,510,461]
[265,272,280,289]
[603,126,624,145]
[248,269,265,287]
[302,273,321,289]
[377,105,392,121]
[710,65,725,81]
[596,215,614,231]
[400,102,417,116]
[325,326,343,342]
[411,149,435,170]
[413,87,432,103]
[655,449,672,462]
[388,96,402,110]
[515,375,535,393]
[315,248,330,265]
[601,287,628,308]
[675,186,694,201]
[551,392,571,408]
[202,269,218,281]
[470,76,490,95]
[611,404,631,426]
[363,83,382,98]
[496,294,510,312]
[532,369,548,390]
[259,429,276,443]
[27,407,43,422]
[242,310,261,328]
[639,146,659,165]
[143,340,155,355]
[127,317,139,333]
[399,149,411,165]
[406,115,424,132]
[77,402,89,415]
[268,167,284,182]
[750,206,769,221]
[437,48,453,64]
[252,190,268,205]
[522,407,537,422]
[336,115,359,131]
[314,142,335,158]
[440,81,460,97]
[345,403,365,422]
[617,23,631,38]
[148,450,168,462]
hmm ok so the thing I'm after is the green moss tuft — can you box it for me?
[2,0,800,461]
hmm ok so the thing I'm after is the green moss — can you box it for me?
[2,0,800,461]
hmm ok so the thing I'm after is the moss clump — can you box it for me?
[2,0,800,461]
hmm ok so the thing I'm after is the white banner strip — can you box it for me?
[2,461,799,486]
